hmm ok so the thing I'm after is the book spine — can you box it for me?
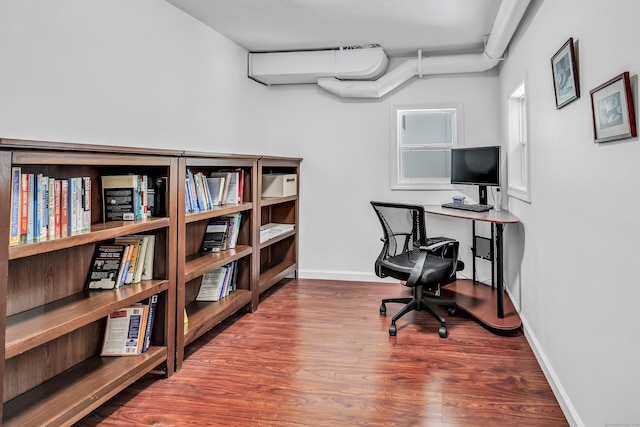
[33,174,40,242]
[184,181,192,214]
[236,169,244,204]
[74,177,83,233]
[136,174,143,220]
[220,264,232,299]
[82,176,91,231]
[140,175,149,219]
[142,294,158,353]
[186,170,199,212]
[116,245,131,288]
[27,173,35,242]
[19,173,29,243]
[9,167,21,245]
[60,179,69,238]
[48,177,55,240]
[39,174,48,240]
[54,179,61,238]
[68,177,76,235]
[140,235,155,281]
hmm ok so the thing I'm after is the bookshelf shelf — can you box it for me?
[8,217,170,260]
[176,155,259,371]
[6,280,169,359]
[3,346,167,427]
[184,246,252,283]
[184,289,252,345]
[185,202,252,224]
[259,230,296,249]
[260,195,298,207]
[257,157,301,298]
[0,139,178,426]
[258,261,297,294]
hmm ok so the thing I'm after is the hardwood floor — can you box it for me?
[76,279,568,427]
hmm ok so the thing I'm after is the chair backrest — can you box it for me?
[370,201,427,265]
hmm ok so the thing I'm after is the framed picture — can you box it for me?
[551,38,580,108]
[590,72,637,143]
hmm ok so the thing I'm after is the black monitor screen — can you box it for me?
[450,146,500,186]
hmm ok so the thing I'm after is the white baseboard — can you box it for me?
[505,288,582,427]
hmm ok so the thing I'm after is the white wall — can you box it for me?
[500,1,640,426]
[0,0,263,152]
[249,65,502,281]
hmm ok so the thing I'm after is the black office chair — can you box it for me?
[371,201,463,338]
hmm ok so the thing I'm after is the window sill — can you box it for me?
[392,183,455,191]
[507,186,531,203]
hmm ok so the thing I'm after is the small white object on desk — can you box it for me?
[452,195,465,205]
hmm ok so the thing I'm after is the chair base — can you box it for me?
[380,284,456,338]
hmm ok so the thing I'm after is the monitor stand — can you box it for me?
[478,185,488,205]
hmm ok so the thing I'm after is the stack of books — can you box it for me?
[200,214,242,252]
[195,262,238,302]
[9,168,91,244]
[85,235,155,290]
[101,294,159,356]
[185,168,244,214]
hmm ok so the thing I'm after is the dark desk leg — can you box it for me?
[496,223,504,318]
[472,220,477,283]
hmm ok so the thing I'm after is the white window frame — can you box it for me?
[391,102,464,190]
[507,80,531,202]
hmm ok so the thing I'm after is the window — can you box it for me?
[391,103,463,190]
[507,82,531,202]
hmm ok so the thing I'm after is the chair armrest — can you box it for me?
[420,239,457,252]
[406,250,428,288]
[420,239,460,278]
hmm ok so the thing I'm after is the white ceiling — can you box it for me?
[166,0,504,58]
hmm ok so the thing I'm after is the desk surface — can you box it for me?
[424,205,520,224]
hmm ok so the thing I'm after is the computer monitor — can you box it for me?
[450,146,500,205]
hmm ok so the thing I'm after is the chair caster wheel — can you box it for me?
[380,303,386,315]
[389,323,397,336]
[438,326,448,338]
[448,306,457,316]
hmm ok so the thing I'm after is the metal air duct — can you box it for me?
[317,0,531,98]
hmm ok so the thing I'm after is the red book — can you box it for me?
[60,179,69,238]
[54,179,62,238]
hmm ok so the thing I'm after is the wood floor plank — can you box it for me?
[76,279,568,426]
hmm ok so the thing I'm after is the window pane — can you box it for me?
[401,149,451,179]
[401,112,453,146]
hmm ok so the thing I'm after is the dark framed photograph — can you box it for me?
[551,38,580,108]
[590,72,637,143]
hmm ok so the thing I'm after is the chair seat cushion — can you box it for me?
[379,253,453,286]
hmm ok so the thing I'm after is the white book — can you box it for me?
[262,222,295,238]
[101,305,149,356]
[196,267,228,301]
[205,176,225,206]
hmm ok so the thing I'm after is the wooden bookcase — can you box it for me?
[256,157,301,297]
[175,153,259,371]
[0,139,178,426]
[0,140,302,423]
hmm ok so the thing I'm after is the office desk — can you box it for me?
[424,205,520,329]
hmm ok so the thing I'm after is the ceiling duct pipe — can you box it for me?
[317,0,531,98]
